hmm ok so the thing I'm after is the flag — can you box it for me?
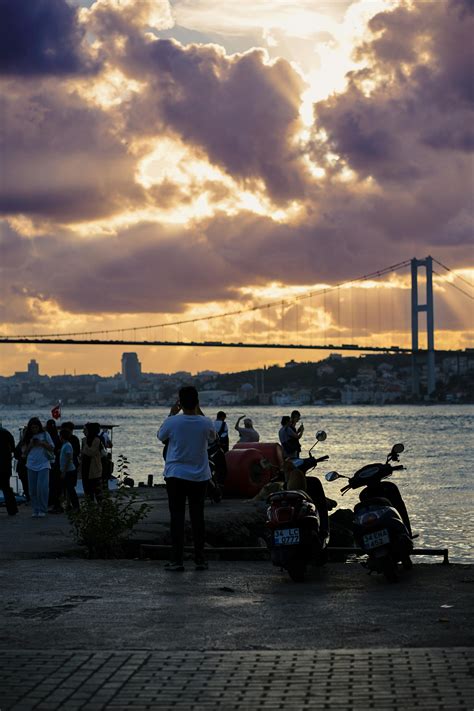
[51,401,61,420]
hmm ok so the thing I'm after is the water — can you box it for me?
[3,405,473,563]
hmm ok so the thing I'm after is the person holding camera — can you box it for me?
[284,410,304,459]
[24,417,55,518]
[157,386,216,571]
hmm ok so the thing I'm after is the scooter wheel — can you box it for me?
[402,556,413,571]
[287,562,306,583]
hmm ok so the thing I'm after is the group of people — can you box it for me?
[0,419,113,518]
[156,391,322,573]
[210,411,260,448]
[278,410,304,459]
[2,399,318,573]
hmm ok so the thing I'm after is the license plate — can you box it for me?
[274,528,300,546]
[363,529,390,549]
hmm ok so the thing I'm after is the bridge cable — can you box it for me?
[0,259,412,340]
[432,258,474,289]
[433,270,474,300]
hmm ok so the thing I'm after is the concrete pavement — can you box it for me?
[1,494,473,709]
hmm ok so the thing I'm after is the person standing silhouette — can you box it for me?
[158,386,216,571]
[0,423,18,516]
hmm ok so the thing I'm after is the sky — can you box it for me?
[0,0,473,376]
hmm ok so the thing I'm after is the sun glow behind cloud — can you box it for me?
[1,0,472,376]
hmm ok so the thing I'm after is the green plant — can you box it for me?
[116,453,134,487]
[68,489,151,558]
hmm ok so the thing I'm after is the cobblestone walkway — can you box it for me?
[2,648,473,710]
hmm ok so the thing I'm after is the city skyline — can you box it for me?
[1,0,473,377]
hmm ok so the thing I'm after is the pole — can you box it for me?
[411,259,420,396]
[426,256,436,395]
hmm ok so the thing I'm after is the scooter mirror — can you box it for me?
[316,430,327,442]
[325,471,340,482]
[392,443,404,454]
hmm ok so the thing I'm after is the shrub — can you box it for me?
[68,489,151,558]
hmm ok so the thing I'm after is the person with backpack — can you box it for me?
[214,411,229,452]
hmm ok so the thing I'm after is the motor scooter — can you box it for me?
[266,430,331,582]
[207,440,226,503]
[325,443,414,582]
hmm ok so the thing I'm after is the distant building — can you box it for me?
[28,359,39,378]
[14,359,40,381]
[95,379,120,394]
[121,352,142,386]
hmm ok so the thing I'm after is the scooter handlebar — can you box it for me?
[314,455,329,463]
[392,464,404,471]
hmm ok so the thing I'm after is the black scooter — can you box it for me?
[265,431,331,582]
[207,440,226,503]
[325,443,414,582]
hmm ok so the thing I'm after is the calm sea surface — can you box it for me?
[3,405,473,564]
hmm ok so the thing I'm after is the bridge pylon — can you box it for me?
[411,256,436,397]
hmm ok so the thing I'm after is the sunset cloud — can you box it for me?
[0,0,472,375]
[0,0,98,76]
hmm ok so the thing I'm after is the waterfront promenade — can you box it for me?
[1,495,473,709]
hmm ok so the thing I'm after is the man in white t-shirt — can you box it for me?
[158,386,216,571]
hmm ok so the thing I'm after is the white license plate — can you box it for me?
[274,528,300,546]
[363,529,390,549]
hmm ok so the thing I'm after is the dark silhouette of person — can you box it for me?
[0,424,18,516]
[157,386,216,571]
[46,419,63,513]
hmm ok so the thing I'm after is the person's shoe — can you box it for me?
[49,506,63,514]
[195,559,208,571]
[31,513,39,518]
[164,561,185,571]
[37,512,47,518]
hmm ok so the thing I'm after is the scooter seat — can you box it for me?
[271,488,312,502]
[290,488,313,501]
[354,497,392,512]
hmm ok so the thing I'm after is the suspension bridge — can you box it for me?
[1,256,473,394]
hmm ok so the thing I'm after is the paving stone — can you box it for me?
[1,648,473,710]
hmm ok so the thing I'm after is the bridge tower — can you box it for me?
[411,256,436,397]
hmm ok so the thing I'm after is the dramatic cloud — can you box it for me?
[313,0,474,175]
[309,0,474,253]
[0,81,147,221]
[0,0,97,76]
[0,0,472,374]
[119,40,309,202]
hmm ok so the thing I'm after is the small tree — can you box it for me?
[68,489,151,559]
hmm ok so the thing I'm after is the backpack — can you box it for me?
[217,420,228,443]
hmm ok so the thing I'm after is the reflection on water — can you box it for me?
[4,405,473,564]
